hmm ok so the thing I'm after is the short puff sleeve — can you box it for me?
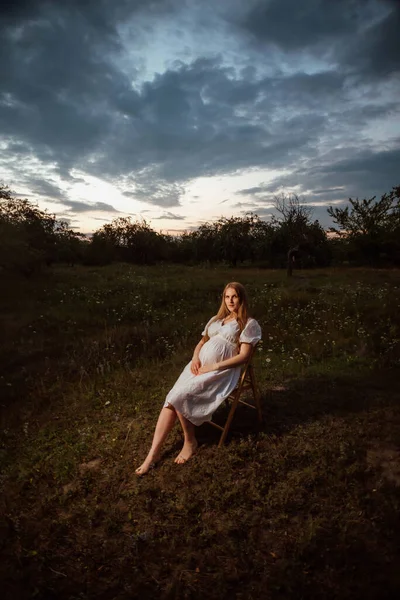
[201,316,217,337]
[239,318,262,346]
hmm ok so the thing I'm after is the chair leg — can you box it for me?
[218,389,242,447]
[249,366,263,423]
[214,355,262,446]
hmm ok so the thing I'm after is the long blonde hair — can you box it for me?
[204,282,249,341]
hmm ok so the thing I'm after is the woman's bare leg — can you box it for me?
[135,406,177,475]
[174,411,198,464]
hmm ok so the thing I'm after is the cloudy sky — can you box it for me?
[1,0,399,233]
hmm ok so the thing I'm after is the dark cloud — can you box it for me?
[241,0,363,51]
[321,147,400,178]
[231,201,266,209]
[250,146,400,226]
[0,0,171,27]
[0,0,40,22]
[1,9,347,205]
[339,1,400,79]
[27,178,67,201]
[96,58,339,189]
[240,0,400,82]
[236,186,264,196]
[61,200,120,213]
[153,211,185,220]
[0,0,399,224]
[126,179,186,208]
[312,187,347,195]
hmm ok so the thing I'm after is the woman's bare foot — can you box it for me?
[135,455,158,476]
[174,440,198,465]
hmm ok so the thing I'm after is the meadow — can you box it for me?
[1,264,400,599]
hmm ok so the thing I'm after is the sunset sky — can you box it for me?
[1,0,399,233]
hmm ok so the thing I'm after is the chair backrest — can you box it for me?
[236,342,258,389]
[212,341,261,446]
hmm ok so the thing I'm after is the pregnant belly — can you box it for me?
[199,336,237,366]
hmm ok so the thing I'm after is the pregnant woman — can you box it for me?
[135,282,262,475]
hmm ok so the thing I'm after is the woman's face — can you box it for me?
[225,287,240,313]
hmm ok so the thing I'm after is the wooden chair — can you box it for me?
[208,345,262,447]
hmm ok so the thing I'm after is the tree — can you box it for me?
[89,216,171,265]
[328,186,400,265]
[187,223,219,264]
[272,193,330,274]
[53,220,86,265]
[213,214,257,267]
[0,185,56,274]
[178,213,272,267]
[274,193,313,231]
[0,184,87,273]
[249,217,276,264]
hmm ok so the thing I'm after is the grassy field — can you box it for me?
[1,264,400,599]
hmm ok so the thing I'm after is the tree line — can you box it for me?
[1,183,399,276]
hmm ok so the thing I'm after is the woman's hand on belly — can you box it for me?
[198,362,218,375]
[190,358,201,375]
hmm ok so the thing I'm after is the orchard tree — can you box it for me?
[182,213,272,266]
[0,185,57,274]
[1,184,87,272]
[89,216,170,264]
[328,186,400,265]
[273,193,313,237]
[53,220,86,265]
[189,223,219,264]
[213,214,258,267]
[271,193,329,274]
[250,217,276,264]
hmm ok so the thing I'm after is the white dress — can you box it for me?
[163,317,262,426]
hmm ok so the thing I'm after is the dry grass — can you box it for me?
[1,265,400,599]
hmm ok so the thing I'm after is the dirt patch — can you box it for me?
[367,444,400,486]
[270,385,288,392]
[62,481,78,494]
[78,458,102,473]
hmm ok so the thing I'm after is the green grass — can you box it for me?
[1,265,400,599]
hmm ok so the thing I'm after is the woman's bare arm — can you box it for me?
[192,338,205,360]
[190,338,206,374]
[198,342,252,375]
